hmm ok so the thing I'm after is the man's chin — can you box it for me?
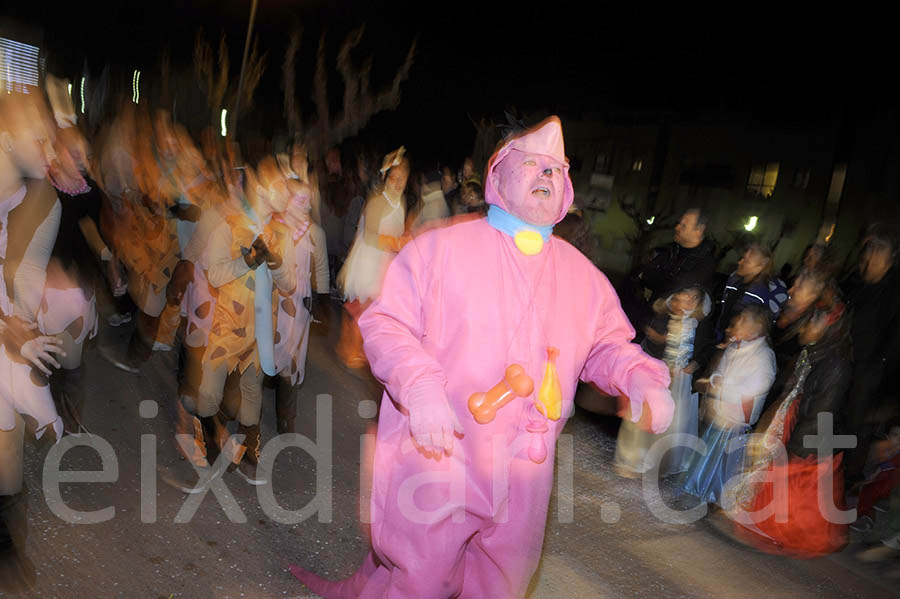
[508,205,558,227]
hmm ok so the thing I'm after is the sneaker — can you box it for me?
[236,459,268,486]
[152,341,173,352]
[107,312,133,327]
[850,515,874,533]
[177,464,223,495]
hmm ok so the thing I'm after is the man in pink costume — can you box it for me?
[291,116,673,598]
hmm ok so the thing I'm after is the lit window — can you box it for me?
[632,159,643,172]
[0,37,40,93]
[747,162,779,197]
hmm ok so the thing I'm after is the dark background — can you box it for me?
[3,2,896,165]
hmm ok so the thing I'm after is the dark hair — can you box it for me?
[684,208,709,230]
[739,303,772,337]
[864,223,900,260]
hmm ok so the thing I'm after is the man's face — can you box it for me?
[799,310,829,345]
[492,149,566,226]
[860,238,894,284]
[736,249,766,280]
[726,312,759,343]
[2,97,57,180]
[786,274,822,314]
[674,212,704,247]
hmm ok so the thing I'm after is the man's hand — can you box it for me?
[166,261,194,307]
[409,395,464,458]
[626,368,673,434]
[105,257,128,297]
[643,326,666,346]
[378,235,403,253]
[19,330,66,376]
[694,377,711,395]
[252,237,283,270]
[683,360,699,375]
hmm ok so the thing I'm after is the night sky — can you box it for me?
[3,2,896,165]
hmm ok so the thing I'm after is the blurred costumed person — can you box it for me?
[725,291,852,557]
[42,74,102,435]
[682,304,776,505]
[407,169,450,233]
[273,179,328,434]
[335,147,410,368]
[289,117,673,598]
[615,286,712,477]
[0,88,69,591]
[180,157,295,485]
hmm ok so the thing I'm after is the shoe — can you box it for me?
[850,515,874,533]
[175,417,210,469]
[236,459,268,486]
[883,532,900,550]
[232,423,267,485]
[177,464,224,495]
[613,464,643,479]
[98,345,140,374]
[107,312,133,327]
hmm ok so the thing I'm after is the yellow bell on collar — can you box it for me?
[514,230,544,255]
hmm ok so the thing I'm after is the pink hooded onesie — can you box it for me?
[291,117,673,598]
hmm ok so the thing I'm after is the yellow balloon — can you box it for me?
[514,230,544,255]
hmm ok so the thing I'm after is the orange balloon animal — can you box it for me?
[468,365,535,424]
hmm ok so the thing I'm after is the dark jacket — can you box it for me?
[785,335,853,458]
[714,273,789,341]
[639,239,718,302]
[844,267,900,378]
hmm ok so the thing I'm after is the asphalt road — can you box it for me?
[4,301,900,598]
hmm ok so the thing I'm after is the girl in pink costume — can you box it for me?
[291,117,673,598]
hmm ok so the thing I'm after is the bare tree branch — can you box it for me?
[212,33,230,115]
[282,29,302,134]
[193,30,214,107]
[239,36,266,110]
[311,32,330,146]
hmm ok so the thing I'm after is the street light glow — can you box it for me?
[646,216,655,225]
[221,108,228,137]
[744,216,758,232]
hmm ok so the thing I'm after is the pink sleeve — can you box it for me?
[358,238,448,411]
[579,272,671,417]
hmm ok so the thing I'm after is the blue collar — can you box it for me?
[487,205,553,242]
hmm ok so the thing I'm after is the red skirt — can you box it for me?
[734,401,848,557]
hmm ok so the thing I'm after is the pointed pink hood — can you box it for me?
[484,115,574,225]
